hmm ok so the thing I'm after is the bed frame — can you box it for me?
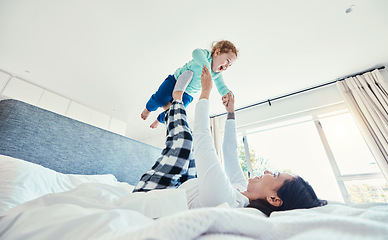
[0,99,161,185]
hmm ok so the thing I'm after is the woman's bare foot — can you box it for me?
[162,102,171,111]
[172,90,183,101]
[141,108,151,120]
[150,119,160,129]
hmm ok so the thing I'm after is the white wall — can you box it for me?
[137,83,347,149]
[381,69,388,84]
[2,68,385,148]
[131,70,388,148]
[215,83,345,135]
[215,68,388,135]
[0,70,127,136]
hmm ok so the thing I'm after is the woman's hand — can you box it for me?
[199,66,213,100]
[222,91,235,113]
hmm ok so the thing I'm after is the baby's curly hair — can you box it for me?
[211,40,238,57]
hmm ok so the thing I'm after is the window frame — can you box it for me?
[238,108,385,203]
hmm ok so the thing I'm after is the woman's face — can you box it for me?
[246,170,294,200]
[211,49,237,73]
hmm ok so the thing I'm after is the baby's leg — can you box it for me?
[133,95,193,192]
[149,102,171,129]
[152,92,193,128]
[149,72,192,128]
[142,75,176,121]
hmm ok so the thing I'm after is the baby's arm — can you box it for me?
[193,48,230,96]
[214,75,230,96]
[192,49,212,70]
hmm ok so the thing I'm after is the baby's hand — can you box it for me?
[222,91,235,113]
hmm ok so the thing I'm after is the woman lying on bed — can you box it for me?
[133,67,326,216]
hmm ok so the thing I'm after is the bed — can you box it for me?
[0,98,388,240]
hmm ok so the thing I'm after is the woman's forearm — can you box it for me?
[222,119,247,186]
[199,90,211,100]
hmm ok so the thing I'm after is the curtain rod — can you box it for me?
[210,65,386,118]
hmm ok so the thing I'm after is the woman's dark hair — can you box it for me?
[246,176,327,216]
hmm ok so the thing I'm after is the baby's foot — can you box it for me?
[141,108,151,120]
[150,119,160,129]
[173,70,193,93]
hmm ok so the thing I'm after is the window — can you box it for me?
[238,110,388,203]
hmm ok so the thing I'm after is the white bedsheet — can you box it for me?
[0,183,387,240]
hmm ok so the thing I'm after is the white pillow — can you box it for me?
[0,154,120,214]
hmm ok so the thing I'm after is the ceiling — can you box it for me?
[1,0,387,143]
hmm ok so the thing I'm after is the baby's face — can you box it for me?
[211,49,237,73]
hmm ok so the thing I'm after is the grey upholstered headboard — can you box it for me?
[0,99,161,185]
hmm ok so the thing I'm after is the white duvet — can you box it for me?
[1,182,388,240]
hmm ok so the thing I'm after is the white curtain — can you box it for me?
[336,69,388,181]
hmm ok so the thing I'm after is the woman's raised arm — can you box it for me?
[221,93,247,187]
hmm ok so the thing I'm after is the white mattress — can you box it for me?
[1,154,388,240]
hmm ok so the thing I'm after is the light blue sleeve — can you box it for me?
[192,48,211,70]
[214,75,230,96]
[193,48,229,96]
